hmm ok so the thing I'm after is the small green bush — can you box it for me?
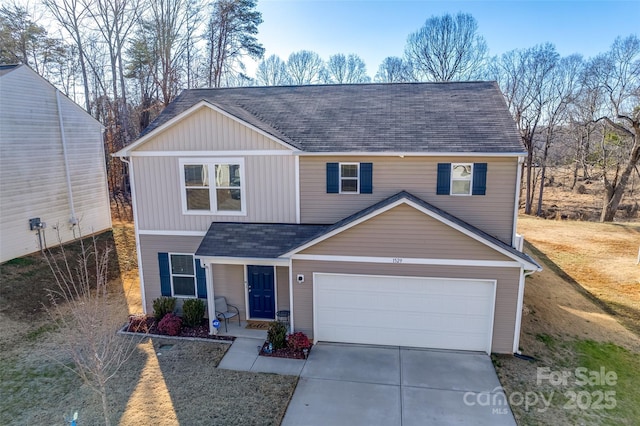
[182,298,206,327]
[153,296,176,320]
[267,321,288,350]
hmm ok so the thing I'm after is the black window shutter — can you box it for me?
[360,163,373,194]
[472,163,488,195]
[158,252,171,297]
[436,163,451,195]
[195,259,207,298]
[326,163,339,193]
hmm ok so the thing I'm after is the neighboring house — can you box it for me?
[115,82,541,355]
[0,64,111,262]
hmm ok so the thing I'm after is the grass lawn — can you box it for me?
[492,217,640,425]
[0,223,297,425]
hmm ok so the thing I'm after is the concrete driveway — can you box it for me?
[281,343,516,426]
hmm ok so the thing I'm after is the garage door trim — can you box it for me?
[312,272,496,354]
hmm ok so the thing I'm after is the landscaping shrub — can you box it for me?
[128,314,152,333]
[267,321,288,349]
[153,296,176,320]
[158,313,182,336]
[287,332,311,351]
[182,298,206,327]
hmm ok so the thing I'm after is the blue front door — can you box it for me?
[248,265,275,319]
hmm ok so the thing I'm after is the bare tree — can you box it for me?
[322,53,370,84]
[490,43,559,214]
[584,35,640,221]
[43,0,92,112]
[256,54,290,86]
[374,56,414,83]
[205,0,264,87]
[286,50,323,85]
[404,12,488,82]
[536,54,583,216]
[44,232,139,426]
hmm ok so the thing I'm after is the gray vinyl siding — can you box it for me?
[291,260,520,354]
[299,156,517,244]
[133,154,296,231]
[0,66,111,262]
[139,234,204,314]
[301,204,511,261]
[136,106,291,151]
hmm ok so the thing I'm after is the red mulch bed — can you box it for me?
[125,315,235,341]
[259,341,312,360]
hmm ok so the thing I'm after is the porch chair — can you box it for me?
[214,297,240,332]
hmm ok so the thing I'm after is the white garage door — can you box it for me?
[314,273,496,353]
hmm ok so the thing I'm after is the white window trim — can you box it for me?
[450,163,473,196]
[339,162,360,194]
[179,157,246,215]
[169,252,198,298]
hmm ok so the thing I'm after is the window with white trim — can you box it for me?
[170,253,196,297]
[340,163,359,193]
[451,163,473,195]
[180,158,245,214]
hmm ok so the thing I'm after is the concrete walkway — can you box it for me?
[217,337,307,376]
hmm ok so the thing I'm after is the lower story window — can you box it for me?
[170,254,196,297]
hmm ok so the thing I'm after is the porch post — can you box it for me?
[204,263,216,335]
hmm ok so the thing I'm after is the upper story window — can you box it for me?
[180,158,245,215]
[451,163,473,195]
[326,162,373,194]
[437,162,487,196]
[340,163,359,193]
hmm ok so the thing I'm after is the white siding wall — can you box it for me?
[0,66,111,262]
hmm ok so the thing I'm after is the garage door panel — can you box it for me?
[314,273,495,353]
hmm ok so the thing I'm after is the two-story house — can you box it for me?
[115,82,540,355]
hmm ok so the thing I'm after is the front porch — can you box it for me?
[201,262,292,336]
[214,319,269,340]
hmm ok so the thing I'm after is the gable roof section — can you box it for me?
[284,191,540,270]
[196,191,540,271]
[0,64,20,77]
[114,99,299,156]
[118,82,525,155]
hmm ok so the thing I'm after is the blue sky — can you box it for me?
[252,0,639,76]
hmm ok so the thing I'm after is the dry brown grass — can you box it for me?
[0,222,297,426]
[518,216,640,336]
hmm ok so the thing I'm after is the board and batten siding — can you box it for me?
[291,260,521,353]
[299,156,518,244]
[300,203,511,261]
[136,106,291,152]
[133,154,296,231]
[0,66,111,262]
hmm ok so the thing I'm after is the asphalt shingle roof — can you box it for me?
[138,82,525,153]
[195,223,328,258]
[195,191,540,270]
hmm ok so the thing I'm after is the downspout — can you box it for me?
[56,90,78,229]
[513,269,537,355]
[512,156,525,248]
